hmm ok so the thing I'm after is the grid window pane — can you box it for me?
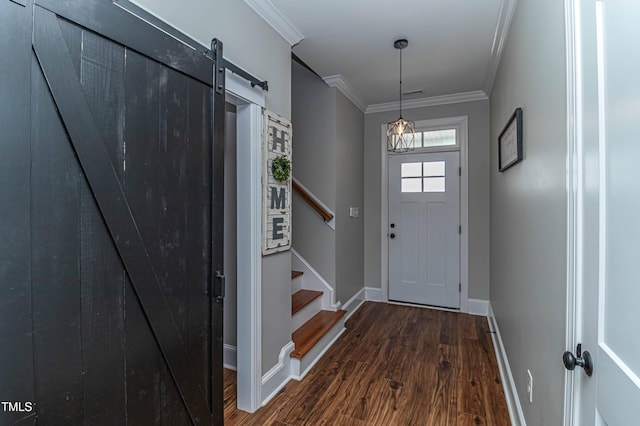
[401,162,422,177]
[422,129,456,147]
[423,177,445,192]
[423,161,445,177]
[402,178,422,192]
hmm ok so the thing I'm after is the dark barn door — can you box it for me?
[0,0,225,424]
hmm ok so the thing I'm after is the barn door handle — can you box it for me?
[215,270,226,301]
[563,343,593,377]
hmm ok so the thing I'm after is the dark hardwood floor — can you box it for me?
[224,302,510,425]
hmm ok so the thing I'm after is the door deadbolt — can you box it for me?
[563,343,593,377]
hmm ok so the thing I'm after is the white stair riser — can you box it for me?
[291,249,338,310]
[290,318,345,380]
[291,296,323,332]
[291,274,303,293]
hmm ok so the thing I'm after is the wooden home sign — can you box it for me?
[262,110,292,255]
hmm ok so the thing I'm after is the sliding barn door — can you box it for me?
[0,0,225,424]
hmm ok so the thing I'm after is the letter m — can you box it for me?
[270,187,286,209]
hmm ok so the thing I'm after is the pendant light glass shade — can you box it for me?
[387,39,415,153]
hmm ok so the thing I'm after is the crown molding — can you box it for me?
[484,0,518,95]
[365,90,488,114]
[244,0,304,46]
[322,75,366,113]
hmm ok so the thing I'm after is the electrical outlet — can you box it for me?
[527,369,533,404]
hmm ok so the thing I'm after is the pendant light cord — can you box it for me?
[399,46,403,118]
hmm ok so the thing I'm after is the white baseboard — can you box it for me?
[488,303,527,426]
[261,341,295,406]
[261,319,346,405]
[364,286,383,302]
[363,287,487,318]
[224,344,237,371]
[467,298,490,316]
[342,287,366,321]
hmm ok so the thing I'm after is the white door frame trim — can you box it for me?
[226,70,265,413]
[563,0,580,423]
[380,115,469,312]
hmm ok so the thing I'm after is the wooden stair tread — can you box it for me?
[291,290,323,315]
[291,270,304,279]
[291,310,346,359]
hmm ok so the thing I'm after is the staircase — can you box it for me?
[290,270,346,379]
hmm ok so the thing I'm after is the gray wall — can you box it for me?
[291,61,337,286]
[291,64,337,210]
[489,0,567,424]
[291,61,365,304]
[261,252,291,375]
[364,100,491,300]
[134,0,293,375]
[335,92,365,304]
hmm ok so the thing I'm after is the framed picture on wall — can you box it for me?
[498,107,523,172]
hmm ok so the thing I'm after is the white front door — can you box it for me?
[388,151,460,308]
[568,0,640,424]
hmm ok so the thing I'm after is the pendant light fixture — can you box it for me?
[387,39,415,152]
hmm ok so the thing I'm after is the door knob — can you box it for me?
[390,223,395,228]
[390,233,396,239]
[563,343,593,377]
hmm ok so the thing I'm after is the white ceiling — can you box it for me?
[247,0,515,112]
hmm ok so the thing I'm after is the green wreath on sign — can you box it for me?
[271,155,291,183]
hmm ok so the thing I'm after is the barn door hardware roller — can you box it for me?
[107,2,269,91]
[211,38,269,94]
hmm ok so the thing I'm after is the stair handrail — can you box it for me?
[292,177,334,222]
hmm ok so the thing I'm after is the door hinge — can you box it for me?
[459,283,462,293]
[459,225,462,234]
[459,167,461,177]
